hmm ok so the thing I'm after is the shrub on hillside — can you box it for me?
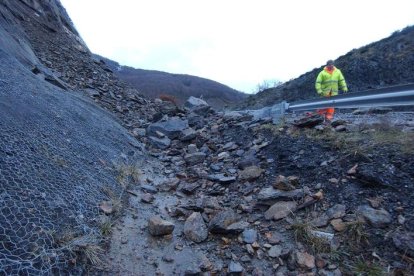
[158,94,178,106]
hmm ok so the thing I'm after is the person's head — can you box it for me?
[326,60,334,70]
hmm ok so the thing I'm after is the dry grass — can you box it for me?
[291,221,331,254]
[158,94,178,106]
[369,130,414,154]
[297,122,414,156]
[82,244,105,266]
[99,214,119,237]
[353,259,385,276]
[344,221,370,249]
[115,163,142,188]
[55,234,104,267]
[260,123,282,136]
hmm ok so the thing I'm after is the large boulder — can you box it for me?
[146,117,189,139]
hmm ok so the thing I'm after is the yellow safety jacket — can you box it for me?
[315,66,348,96]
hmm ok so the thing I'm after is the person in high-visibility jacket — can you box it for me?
[315,60,348,121]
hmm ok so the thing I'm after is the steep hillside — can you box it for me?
[235,26,414,109]
[97,55,248,110]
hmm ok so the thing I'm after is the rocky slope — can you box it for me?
[101,102,414,275]
[97,55,248,110]
[1,1,414,275]
[235,26,414,110]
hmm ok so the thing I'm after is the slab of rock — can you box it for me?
[185,96,209,108]
[294,114,324,128]
[264,201,297,220]
[141,184,158,194]
[226,221,250,234]
[148,136,171,149]
[179,128,197,141]
[179,181,200,195]
[187,113,205,130]
[357,205,392,228]
[184,212,208,243]
[327,204,347,219]
[147,117,189,139]
[257,187,305,205]
[207,173,236,184]
[148,216,175,236]
[208,210,241,234]
[184,152,206,165]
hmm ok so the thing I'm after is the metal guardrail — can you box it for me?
[229,83,414,124]
[287,83,414,111]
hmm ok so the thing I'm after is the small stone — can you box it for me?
[315,257,326,268]
[265,231,284,244]
[334,125,346,132]
[238,166,264,181]
[162,255,174,263]
[296,251,315,269]
[366,197,383,208]
[327,204,347,219]
[99,201,113,215]
[398,215,406,225]
[268,245,283,258]
[141,193,155,203]
[287,176,300,186]
[273,175,296,191]
[148,216,175,236]
[329,178,339,184]
[242,229,257,244]
[264,201,297,220]
[208,209,240,234]
[357,205,392,228]
[187,144,198,154]
[228,261,244,274]
[246,244,255,255]
[347,164,358,175]
[184,212,208,243]
[330,219,346,232]
[310,214,329,227]
[256,249,265,259]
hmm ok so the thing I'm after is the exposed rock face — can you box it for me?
[0,0,75,67]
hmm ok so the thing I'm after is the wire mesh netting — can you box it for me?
[0,49,145,275]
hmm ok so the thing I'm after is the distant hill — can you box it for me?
[235,25,414,109]
[96,55,248,109]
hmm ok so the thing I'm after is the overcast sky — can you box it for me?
[60,0,414,93]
